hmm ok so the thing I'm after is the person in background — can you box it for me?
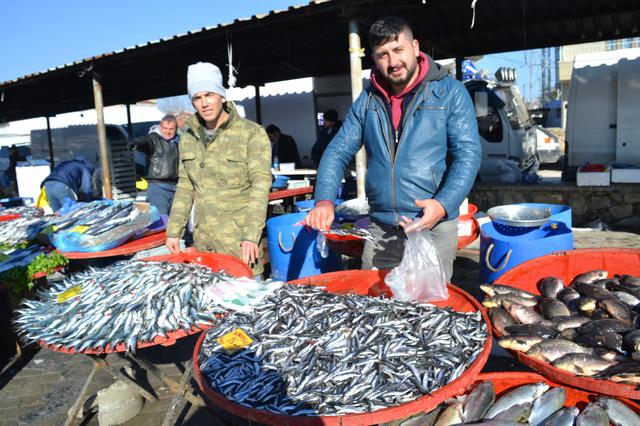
[127,114,180,216]
[265,124,301,169]
[2,145,27,192]
[304,16,481,281]
[311,109,342,168]
[166,62,271,277]
[41,157,94,212]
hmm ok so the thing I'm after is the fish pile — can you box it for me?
[0,206,44,219]
[50,200,142,236]
[484,270,640,384]
[14,261,233,353]
[432,380,640,425]
[322,227,375,243]
[0,215,56,246]
[199,285,487,415]
[335,198,370,218]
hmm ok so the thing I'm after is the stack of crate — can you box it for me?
[108,138,137,200]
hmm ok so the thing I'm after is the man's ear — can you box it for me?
[412,38,420,57]
[221,97,227,103]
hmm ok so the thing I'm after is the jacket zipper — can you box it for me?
[374,95,399,224]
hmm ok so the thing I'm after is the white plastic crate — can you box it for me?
[611,167,640,183]
[577,168,610,186]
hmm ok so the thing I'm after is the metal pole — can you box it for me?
[125,104,133,137]
[455,57,463,81]
[45,116,55,168]
[349,20,366,199]
[92,77,113,199]
[254,85,262,124]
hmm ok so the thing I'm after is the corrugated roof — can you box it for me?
[2,0,640,123]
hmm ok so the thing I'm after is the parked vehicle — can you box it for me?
[464,72,539,181]
[566,48,640,169]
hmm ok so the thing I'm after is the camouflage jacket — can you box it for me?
[166,102,271,273]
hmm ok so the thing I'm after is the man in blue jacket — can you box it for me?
[305,16,481,281]
[41,157,94,212]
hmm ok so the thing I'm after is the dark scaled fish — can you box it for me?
[595,362,640,384]
[576,318,634,335]
[570,270,608,285]
[504,324,558,339]
[552,316,590,332]
[599,297,633,323]
[572,282,613,301]
[537,277,565,299]
[575,332,625,354]
[541,298,571,319]
[489,307,517,335]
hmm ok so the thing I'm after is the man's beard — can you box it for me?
[387,61,418,86]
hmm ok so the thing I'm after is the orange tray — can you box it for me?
[39,251,252,355]
[193,269,492,426]
[491,248,640,399]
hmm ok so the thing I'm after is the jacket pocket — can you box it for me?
[181,151,197,179]
[222,156,248,188]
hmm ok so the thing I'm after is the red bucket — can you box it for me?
[491,248,640,398]
[40,251,251,355]
[457,203,479,250]
[193,270,491,425]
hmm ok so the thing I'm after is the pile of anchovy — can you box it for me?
[50,200,142,236]
[0,215,56,246]
[199,285,487,416]
[0,206,44,219]
[15,261,232,353]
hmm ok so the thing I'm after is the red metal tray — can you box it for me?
[0,213,21,222]
[491,248,640,399]
[193,269,492,426]
[59,231,167,259]
[39,251,252,355]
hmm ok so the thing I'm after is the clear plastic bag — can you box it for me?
[384,225,448,302]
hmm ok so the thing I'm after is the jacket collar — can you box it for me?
[185,101,239,138]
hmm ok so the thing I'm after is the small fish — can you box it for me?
[481,284,538,299]
[490,307,517,335]
[537,277,565,299]
[498,335,545,352]
[462,381,495,423]
[571,270,608,285]
[529,387,566,426]
[576,403,609,426]
[596,395,640,425]
[484,382,549,419]
[551,353,617,376]
[545,406,579,426]
[526,339,593,363]
[541,298,571,319]
[577,319,634,335]
[504,324,558,339]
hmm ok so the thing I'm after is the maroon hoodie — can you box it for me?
[370,51,429,131]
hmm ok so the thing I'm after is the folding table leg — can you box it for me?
[88,354,157,402]
[63,363,97,426]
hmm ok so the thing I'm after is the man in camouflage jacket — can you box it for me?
[166,62,271,275]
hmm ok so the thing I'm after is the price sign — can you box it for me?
[216,328,253,354]
[57,285,82,303]
[70,225,89,234]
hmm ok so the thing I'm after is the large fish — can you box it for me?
[541,298,572,319]
[545,406,579,426]
[504,324,558,338]
[462,381,495,423]
[551,353,617,376]
[481,284,538,299]
[571,270,608,285]
[596,395,640,425]
[526,339,593,363]
[490,307,517,335]
[503,301,550,326]
[498,335,545,352]
[576,403,609,426]
[577,319,634,335]
[537,276,565,299]
[529,387,566,426]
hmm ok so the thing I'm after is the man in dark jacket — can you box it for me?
[42,157,94,212]
[311,109,341,168]
[128,115,179,216]
[265,124,301,168]
[305,16,481,281]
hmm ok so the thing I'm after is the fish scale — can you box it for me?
[199,284,487,416]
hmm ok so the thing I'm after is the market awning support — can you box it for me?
[349,20,366,199]
[125,104,133,137]
[254,85,262,124]
[46,116,55,169]
[92,76,113,199]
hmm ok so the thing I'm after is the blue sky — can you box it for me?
[0,0,551,102]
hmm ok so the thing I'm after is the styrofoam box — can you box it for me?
[279,162,296,171]
[287,178,310,189]
[611,167,640,183]
[577,168,610,186]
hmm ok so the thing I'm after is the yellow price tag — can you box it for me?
[70,225,89,234]
[216,328,253,354]
[57,285,82,303]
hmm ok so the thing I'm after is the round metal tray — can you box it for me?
[487,204,551,228]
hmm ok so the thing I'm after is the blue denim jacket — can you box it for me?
[315,56,481,226]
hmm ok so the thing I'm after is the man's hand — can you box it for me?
[303,200,335,231]
[166,237,181,254]
[399,199,446,232]
[241,241,260,266]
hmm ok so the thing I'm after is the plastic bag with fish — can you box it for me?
[384,224,448,302]
[51,202,160,252]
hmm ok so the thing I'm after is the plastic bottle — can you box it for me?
[272,154,279,171]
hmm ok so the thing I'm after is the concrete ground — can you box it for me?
[1,229,639,425]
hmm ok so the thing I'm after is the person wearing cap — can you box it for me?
[165,62,271,276]
[311,109,342,168]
